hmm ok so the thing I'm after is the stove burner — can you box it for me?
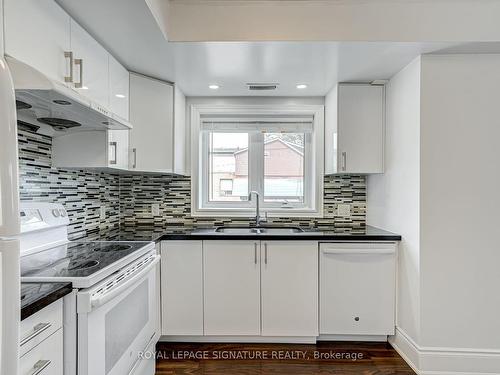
[94,244,133,253]
[67,260,99,271]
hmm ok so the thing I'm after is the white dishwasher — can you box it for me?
[319,242,397,337]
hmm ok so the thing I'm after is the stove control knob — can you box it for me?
[52,209,60,217]
[59,209,67,217]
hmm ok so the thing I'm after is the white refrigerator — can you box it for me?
[0,55,21,375]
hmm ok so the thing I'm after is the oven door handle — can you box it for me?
[90,256,160,310]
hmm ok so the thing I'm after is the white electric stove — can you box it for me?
[18,202,160,375]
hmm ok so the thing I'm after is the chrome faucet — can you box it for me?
[248,191,266,226]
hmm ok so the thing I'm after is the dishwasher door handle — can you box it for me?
[321,248,395,255]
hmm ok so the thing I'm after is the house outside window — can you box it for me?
[191,105,324,217]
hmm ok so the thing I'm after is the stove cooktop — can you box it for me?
[21,241,153,280]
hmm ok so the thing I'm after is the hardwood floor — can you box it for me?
[155,341,416,374]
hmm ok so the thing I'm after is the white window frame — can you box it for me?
[191,104,324,217]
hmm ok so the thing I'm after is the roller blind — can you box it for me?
[200,115,314,133]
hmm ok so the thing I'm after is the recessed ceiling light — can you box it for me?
[209,84,220,90]
[115,94,126,98]
[296,84,308,89]
[80,86,89,90]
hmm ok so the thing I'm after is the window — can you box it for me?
[208,133,248,201]
[192,105,324,217]
[264,133,304,204]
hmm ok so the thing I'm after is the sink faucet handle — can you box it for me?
[260,211,268,223]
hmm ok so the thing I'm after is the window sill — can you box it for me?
[191,207,324,218]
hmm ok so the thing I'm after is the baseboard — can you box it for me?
[390,327,500,375]
[159,335,317,344]
[318,334,388,342]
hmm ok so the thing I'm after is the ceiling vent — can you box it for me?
[247,83,279,91]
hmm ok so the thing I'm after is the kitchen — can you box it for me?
[1,1,499,375]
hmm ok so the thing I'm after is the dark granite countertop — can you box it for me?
[21,282,72,320]
[86,225,401,242]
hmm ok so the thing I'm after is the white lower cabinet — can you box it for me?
[160,240,396,341]
[320,242,397,336]
[203,241,261,335]
[261,241,318,337]
[161,241,203,335]
[20,329,63,375]
[20,300,64,375]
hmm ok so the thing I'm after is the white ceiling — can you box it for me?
[57,0,461,96]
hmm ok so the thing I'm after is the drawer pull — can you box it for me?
[20,322,52,346]
[29,360,51,375]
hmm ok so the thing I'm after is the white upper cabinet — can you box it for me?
[261,241,318,337]
[52,130,129,171]
[4,0,71,85]
[109,55,130,121]
[129,73,176,173]
[69,19,109,108]
[325,84,385,174]
[4,0,130,119]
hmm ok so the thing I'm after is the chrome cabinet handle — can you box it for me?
[74,58,83,88]
[64,51,74,83]
[29,360,51,375]
[109,142,117,165]
[254,243,257,264]
[20,322,52,346]
[264,243,268,265]
[341,151,347,172]
[132,148,137,169]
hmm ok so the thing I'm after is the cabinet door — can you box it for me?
[337,84,384,173]
[70,19,109,108]
[4,0,71,85]
[109,55,130,121]
[320,243,396,335]
[161,241,203,335]
[129,73,174,173]
[204,241,261,335]
[108,130,129,170]
[261,241,318,337]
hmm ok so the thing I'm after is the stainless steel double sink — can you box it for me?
[214,226,304,234]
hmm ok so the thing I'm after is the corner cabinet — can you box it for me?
[319,242,397,336]
[129,73,186,174]
[325,83,385,174]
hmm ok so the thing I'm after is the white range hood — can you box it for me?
[6,56,132,133]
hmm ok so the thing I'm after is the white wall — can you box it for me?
[174,85,186,174]
[324,85,338,174]
[0,0,4,55]
[163,0,500,42]
[369,54,500,373]
[367,57,422,344]
[420,54,500,351]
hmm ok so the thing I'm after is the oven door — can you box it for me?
[77,252,160,375]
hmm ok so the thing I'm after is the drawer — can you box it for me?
[20,328,63,375]
[20,299,63,356]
